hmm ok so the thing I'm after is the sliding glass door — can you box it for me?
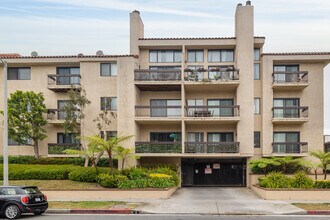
[273,98,299,118]
[207,99,233,117]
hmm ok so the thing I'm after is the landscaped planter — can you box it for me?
[43,187,178,200]
[251,185,330,200]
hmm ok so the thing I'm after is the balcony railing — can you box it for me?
[272,142,308,154]
[185,105,240,117]
[272,71,308,84]
[48,74,81,86]
[272,106,308,118]
[135,106,181,117]
[134,69,181,81]
[135,142,182,153]
[47,109,80,121]
[48,143,81,154]
[184,67,239,82]
[184,142,240,153]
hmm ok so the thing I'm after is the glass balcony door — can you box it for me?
[150,99,181,117]
[273,132,300,153]
[207,99,233,117]
[273,98,299,118]
[57,67,80,85]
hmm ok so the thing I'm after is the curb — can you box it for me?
[307,210,330,215]
[46,208,133,214]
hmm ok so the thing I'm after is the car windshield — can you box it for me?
[22,187,41,194]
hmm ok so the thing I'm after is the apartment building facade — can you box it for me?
[1,1,330,187]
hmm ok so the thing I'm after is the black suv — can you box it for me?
[0,186,48,219]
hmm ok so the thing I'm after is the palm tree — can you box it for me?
[249,158,281,176]
[299,159,321,180]
[273,156,301,174]
[81,134,133,168]
[309,150,330,180]
[114,146,140,170]
[64,145,102,171]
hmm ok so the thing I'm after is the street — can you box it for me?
[11,214,330,220]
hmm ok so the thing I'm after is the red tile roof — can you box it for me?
[139,36,265,40]
[0,53,21,58]
[262,52,330,56]
[0,54,138,59]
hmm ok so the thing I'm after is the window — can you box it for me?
[187,50,204,62]
[254,98,260,115]
[207,99,234,117]
[100,97,117,111]
[0,188,18,195]
[208,65,234,80]
[254,48,260,61]
[149,50,181,63]
[254,63,260,80]
[100,63,117,76]
[150,132,182,142]
[208,50,234,62]
[56,67,80,85]
[187,132,204,142]
[100,131,117,140]
[273,65,300,83]
[274,65,299,72]
[273,132,300,153]
[273,98,299,118]
[57,133,79,144]
[150,99,181,117]
[207,133,234,142]
[8,137,32,146]
[8,67,31,80]
[149,66,181,70]
[254,132,260,148]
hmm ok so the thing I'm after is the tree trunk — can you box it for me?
[95,151,104,166]
[107,150,113,168]
[91,158,98,172]
[314,169,317,180]
[121,158,125,170]
[84,157,89,167]
[324,166,327,180]
[33,139,39,159]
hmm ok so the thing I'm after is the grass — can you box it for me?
[0,180,105,190]
[48,201,139,209]
[293,203,330,210]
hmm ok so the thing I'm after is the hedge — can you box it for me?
[314,180,330,189]
[68,167,115,183]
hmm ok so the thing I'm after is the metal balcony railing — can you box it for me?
[48,143,81,154]
[272,106,308,118]
[48,74,81,86]
[272,142,308,154]
[134,69,181,81]
[184,142,240,153]
[185,105,240,117]
[272,71,308,84]
[47,109,80,121]
[135,105,181,117]
[184,67,239,81]
[135,142,182,153]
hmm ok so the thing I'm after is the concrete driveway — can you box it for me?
[137,187,306,215]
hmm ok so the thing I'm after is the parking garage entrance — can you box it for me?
[181,158,246,187]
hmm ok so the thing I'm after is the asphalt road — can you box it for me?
[10,214,330,220]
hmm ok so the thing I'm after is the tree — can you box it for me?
[299,159,321,180]
[81,134,133,169]
[273,156,302,174]
[249,158,281,176]
[309,150,330,180]
[64,145,102,171]
[8,91,47,159]
[114,146,139,170]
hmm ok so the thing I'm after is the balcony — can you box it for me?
[184,142,240,154]
[184,67,239,92]
[135,105,181,124]
[134,69,181,91]
[47,109,80,125]
[272,106,309,124]
[184,105,240,124]
[135,142,182,154]
[272,142,308,155]
[48,143,81,155]
[47,74,81,92]
[272,71,308,91]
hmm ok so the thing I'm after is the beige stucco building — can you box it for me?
[1,1,330,187]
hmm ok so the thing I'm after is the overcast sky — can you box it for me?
[1,0,329,134]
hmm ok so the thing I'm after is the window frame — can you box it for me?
[254,98,261,115]
[7,67,31,80]
[100,97,117,111]
[254,63,260,80]
[254,48,260,61]
[149,50,182,63]
[254,131,261,148]
[100,63,117,77]
[187,50,204,63]
[208,49,234,62]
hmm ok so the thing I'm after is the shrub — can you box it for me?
[149,173,171,178]
[121,167,149,180]
[290,171,314,189]
[314,180,330,189]
[0,164,75,180]
[97,174,128,188]
[148,174,176,188]
[258,172,291,188]
[68,167,110,182]
[118,179,149,189]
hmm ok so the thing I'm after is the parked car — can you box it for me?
[0,186,48,219]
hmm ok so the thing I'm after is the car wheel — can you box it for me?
[4,205,21,219]
[33,211,44,215]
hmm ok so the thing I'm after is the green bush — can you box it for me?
[314,180,330,189]
[148,174,176,188]
[121,167,149,180]
[68,167,112,182]
[118,179,149,189]
[290,171,314,189]
[0,164,75,180]
[258,172,291,188]
[0,156,37,164]
[97,174,128,188]
[250,157,308,174]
